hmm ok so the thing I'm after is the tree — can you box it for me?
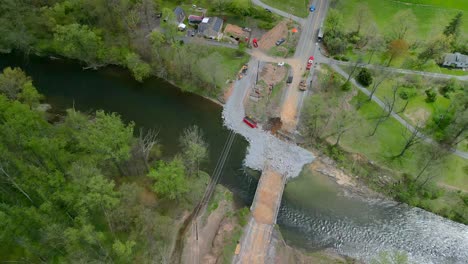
[112,239,136,262]
[125,52,151,82]
[18,81,43,109]
[418,34,453,64]
[324,9,344,38]
[148,158,188,200]
[53,23,104,65]
[386,39,409,66]
[330,108,355,146]
[0,67,30,100]
[369,86,399,136]
[443,12,463,39]
[179,125,208,177]
[393,124,422,159]
[353,3,370,35]
[366,35,385,64]
[357,68,373,87]
[229,0,252,17]
[439,78,459,98]
[389,9,417,41]
[425,88,437,103]
[75,110,134,173]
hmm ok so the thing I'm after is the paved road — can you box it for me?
[316,54,468,81]
[178,36,239,49]
[330,63,468,160]
[251,0,305,25]
[276,0,329,131]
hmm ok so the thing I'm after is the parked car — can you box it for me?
[275,38,286,46]
[265,8,272,13]
[309,5,316,12]
[287,76,293,84]
[306,56,314,70]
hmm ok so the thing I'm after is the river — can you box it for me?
[1,54,467,264]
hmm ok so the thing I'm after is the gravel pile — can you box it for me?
[222,59,314,178]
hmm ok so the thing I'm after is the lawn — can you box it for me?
[261,0,310,18]
[336,0,468,40]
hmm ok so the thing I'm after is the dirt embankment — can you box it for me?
[181,190,240,264]
[258,21,288,51]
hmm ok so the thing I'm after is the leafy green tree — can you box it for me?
[76,110,134,164]
[148,158,188,200]
[113,239,136,262]
[443,12,463,39]
[53,23,104,65]
[357,68,373,87]
[418,34,453,64]
[18,81,43,109]
[125,52,152,82]
[229,0,252,17]
[425,88,437,103]
[0,67,30,100]
[179,125,208,176]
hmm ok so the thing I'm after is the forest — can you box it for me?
[0,0,272,97]
[0,67,212,262]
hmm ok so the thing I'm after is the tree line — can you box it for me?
[323,3,466,68]
[0,67,210,262]
[0,0,257,97]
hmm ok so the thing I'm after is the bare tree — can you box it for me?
[354,3,370,35]
[392,123,423,159]
[414,145,449,189]
[369,85,398,136]
[138,128,159,171]
[331,106,356,146]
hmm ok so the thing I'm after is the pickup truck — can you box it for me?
[299,80,307,91]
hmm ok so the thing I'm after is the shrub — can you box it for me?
[356,68,373,87]
[341,81,351,91]
[398,87,417,100]
[425,88,437,103]
[439,79,458,98]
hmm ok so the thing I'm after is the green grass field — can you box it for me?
[261,0,310,18]
[337,0,468,40]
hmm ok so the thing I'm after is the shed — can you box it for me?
[443,52,468,68]
[188,14,204,24]
[224,24,249,41]
[198,17,224,40]
[173,6,186,24]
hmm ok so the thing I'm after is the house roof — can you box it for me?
[444,52,468,64]
[188,15,203,21]
[174,6,184,17]
[224,24,246,37]
[199,17,223,37]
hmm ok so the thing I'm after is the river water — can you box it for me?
[1,54,467,264]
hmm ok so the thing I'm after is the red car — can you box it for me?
[306,56,314,70]
[243,116,257,128]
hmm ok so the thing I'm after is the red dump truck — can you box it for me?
[306,56,314,70]
[243,116,257,128]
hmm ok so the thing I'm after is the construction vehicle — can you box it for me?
[299,80,307,91]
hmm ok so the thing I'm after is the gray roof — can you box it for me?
[198,17,223,38]
[444,53,468,65]
[173,7,185,23]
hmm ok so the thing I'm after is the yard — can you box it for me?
[302,65,468,191]
[331,0,468,76]
[261,0,310,18]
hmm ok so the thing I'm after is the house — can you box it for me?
[188,14,204,25]
[173,6,186,24]
[198,17,224,40]
[224,24,249,42]
[442,52,468,68]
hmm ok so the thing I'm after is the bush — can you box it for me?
[425,88,437,103]
[439,79,458,98]
[341,81,351,91]
[398,87,417,100]
[356,68,373,87]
